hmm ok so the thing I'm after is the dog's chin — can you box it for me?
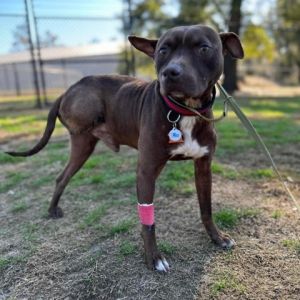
[160,85,206,107]
[168,91,204,108]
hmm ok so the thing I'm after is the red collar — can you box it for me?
[161,86,216,116]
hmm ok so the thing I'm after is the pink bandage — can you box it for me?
[137,203,154,225]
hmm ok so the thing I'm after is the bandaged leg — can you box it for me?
[137,203,154,225]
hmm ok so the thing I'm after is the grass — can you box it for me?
[71,153,136,190]
[210,271,247,296]
[0,256,27,272]
[10,201,29,213]
[81,205,108,228]
[213,97,300,157]
[271,209,283,219]
[211,162,239,180]
[119,241,137,256]
[213,207,260,228]
[22,222,39,243]
[245,168,274,179]
[160,161,194,194]
[158,241,176,255]
[0,96,299,299]
[109,219,135,236]
[0,172,28,193]
[282,239,300,254]
[0,152,25,164]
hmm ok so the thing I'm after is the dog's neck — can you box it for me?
[161,86,216,116]
[184,97,204,108]
[185,86,216,108]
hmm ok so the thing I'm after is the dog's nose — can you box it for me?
[162,64,182,80]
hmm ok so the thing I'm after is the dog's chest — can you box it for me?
[170,117,209,158]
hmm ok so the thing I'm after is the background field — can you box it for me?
[0,95,299,299]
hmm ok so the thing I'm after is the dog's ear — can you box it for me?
[128,36,158,58]
[219,32,244,59]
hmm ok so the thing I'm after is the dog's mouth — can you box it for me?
[168,91,202,108]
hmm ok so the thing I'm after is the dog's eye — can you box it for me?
[159,47,168,55]
[198,45,211,54]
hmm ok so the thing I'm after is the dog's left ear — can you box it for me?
[219,32,244,59]
[128,36,158,58]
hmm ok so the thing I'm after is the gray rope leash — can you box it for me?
[216,82,300,213]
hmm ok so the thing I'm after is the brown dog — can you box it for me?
[7,25,244,272]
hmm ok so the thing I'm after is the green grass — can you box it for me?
[10,201,29,213]
[22,222,39,242]
[211,271,247,296]
[213,209,239,228]
[282,239,300,254]
[158,241,176,255]
[29,174,53,188]
[0,152,25,164]
[213,208,260,228]
[0,255,27,272]
[108,219,135,236]
[213,97,300,157]
[0,172,28,193]
[245,168,274,179]
[211,162,239,180]
[81,205,108,228]
[70,152,136,191]
[119,240,137,256]
[160,161,194,194]
[271,210,283,219]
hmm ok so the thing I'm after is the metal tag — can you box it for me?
[168,127,183,144]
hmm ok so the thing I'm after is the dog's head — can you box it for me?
[129,25,244,104]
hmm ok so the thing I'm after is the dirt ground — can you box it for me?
[0,137,299,300]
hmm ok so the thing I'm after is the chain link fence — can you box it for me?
[0,0,299,102]
[0,0,132,105]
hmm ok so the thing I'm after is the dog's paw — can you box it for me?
[213,233,236,250]
[146,253,170,273]
[155,257,170,273]
[48,206,64,219]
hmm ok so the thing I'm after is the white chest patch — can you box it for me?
[170,117,209,159]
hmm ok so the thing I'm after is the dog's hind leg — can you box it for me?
[48,133,98,218]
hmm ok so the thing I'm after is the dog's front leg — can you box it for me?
[136,156,169,272]
[194,157,235,249]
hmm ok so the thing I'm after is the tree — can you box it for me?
[130,0,167,37]
[11,23,59,52]
[11,23,29,52]
[167,0,210,27]
[275,0,300,83]
[40,30,59,48]
[242,24,275,62]
[222,0,243,93]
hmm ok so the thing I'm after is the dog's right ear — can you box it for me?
[128,36,158,58]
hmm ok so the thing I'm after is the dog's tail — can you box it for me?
[6,97,62,157]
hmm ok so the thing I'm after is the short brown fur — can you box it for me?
[6,25,244,271]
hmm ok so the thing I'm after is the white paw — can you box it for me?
[222,238,236,249]
[155,258,170,272]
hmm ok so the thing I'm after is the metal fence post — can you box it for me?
[24,0,42,108]
[31,0,48,105]
[3,65,10,95]
[12,63,21,96]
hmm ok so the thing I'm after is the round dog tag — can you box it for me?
[168,128,183,144]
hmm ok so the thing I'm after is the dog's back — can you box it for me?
[58,75,139,135]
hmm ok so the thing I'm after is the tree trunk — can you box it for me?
[223,0,243,94]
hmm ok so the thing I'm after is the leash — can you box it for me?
[167,94,228,122]
[165,82,299,212]
[164,87,228,122]
[216,82,299,213]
